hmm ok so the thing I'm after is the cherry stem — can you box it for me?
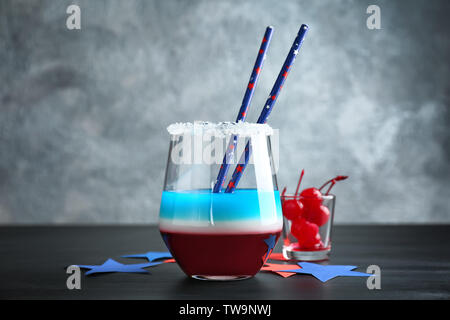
[294,169,305,196]
[281,187,287,198]
[325,181,336,195]
[319,180,333,192]
[319,175,348,192]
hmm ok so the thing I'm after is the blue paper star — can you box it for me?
[121,251,172,262]
[263,235,277,261]
[162,234,171,251]
[280,262,371,282]
[77,258,162,275]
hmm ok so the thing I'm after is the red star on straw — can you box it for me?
[271,95,276,100]
[241,111,246,118]
[259,49,264,54]
[248,83,254,89]
[261,263,301,278]
[236,165,243,173]
[228,181,235,189]
[255,67,261,74]
[283,71,288,77]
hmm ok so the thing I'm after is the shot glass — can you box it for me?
[281,193,335,261]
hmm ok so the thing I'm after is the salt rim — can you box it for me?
[167,121,274,137]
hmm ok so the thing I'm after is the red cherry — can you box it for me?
[282,199,304,221]
[300,187,322,198]
[291,218,321,248]
[302,205,330,227]
[299,187,323,209]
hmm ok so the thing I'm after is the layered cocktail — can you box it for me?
[159,122,282,280]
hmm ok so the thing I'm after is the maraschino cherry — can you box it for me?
[282,198,304,221]
[299,187,322,209]
[291,217,321,248]
[281,170,305,221]
[302,204,330,227]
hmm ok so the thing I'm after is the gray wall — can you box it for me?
[1,0,449,224]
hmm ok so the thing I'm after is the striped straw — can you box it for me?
[212,26,274,193]
[225,24,309,193]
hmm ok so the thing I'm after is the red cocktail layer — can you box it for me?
[160,230,281,277]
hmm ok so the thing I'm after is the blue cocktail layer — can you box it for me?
[159,189,282,222]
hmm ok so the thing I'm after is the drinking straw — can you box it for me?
[225,24,309,193]
[212,26,274,193]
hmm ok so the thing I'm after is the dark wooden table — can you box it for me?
[0,225,449,300]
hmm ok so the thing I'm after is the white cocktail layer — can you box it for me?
[159,218,282,234]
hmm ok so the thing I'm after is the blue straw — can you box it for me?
[225,24,309,193]
[212,26,274,193]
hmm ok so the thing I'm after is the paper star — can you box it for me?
[280,262,371,282]
[162,234,171,251]
[77,258,162,275]
[263,235,277,262]
[268,252,288,261]
[121,251,172,262]
[261,263,300,278]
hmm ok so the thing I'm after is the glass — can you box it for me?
[281,193,335,261]
[159,122,282,281]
